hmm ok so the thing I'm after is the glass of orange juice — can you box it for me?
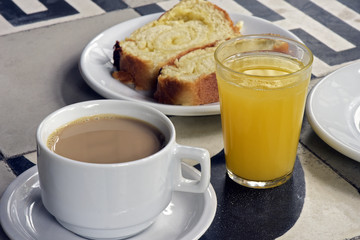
[214,35,313,189]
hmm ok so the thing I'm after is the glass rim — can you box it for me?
[214,34,314,79]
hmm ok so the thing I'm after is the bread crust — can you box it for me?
[113,40,157,90]
[155,72,218,105]
[120,47,157,91]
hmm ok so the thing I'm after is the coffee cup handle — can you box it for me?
[172,144,211,193]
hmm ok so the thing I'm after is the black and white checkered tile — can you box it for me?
[1,0,359,78]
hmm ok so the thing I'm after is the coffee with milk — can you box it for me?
[47,114,165,164]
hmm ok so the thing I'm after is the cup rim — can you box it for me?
[36,99,176,168]
[214,34,314,79]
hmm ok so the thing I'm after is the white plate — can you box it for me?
[0,163,217,240]
[306,61,360,161]
[79,13,302,116]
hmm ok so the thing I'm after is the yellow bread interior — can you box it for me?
[159,46,217,82]
[159,37,289,81]
[120,0,240,67]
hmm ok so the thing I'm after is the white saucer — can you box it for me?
[79,13,301,116]
[0,163,217,240]
[306,61,360,161]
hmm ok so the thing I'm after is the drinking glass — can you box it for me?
[215,34,313,188]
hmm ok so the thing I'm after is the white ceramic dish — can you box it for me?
[0,163,217,240]
[79,13,301,116]
[306,61,360,161]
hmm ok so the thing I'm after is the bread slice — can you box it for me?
[154,36,290,105]
[154,43,219,105]
[112,0,241,92]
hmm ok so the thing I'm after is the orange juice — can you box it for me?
[217,53,311,183]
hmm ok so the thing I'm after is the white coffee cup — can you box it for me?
[36,100,211,239]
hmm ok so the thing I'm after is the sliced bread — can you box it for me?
[112,0,241,92]
[154,43,219,105]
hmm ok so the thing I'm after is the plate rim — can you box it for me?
[306,61,360,161]
[79,12,301,116]
[0,164,217,240]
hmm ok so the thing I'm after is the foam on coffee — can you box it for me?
[47,114,165,164]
